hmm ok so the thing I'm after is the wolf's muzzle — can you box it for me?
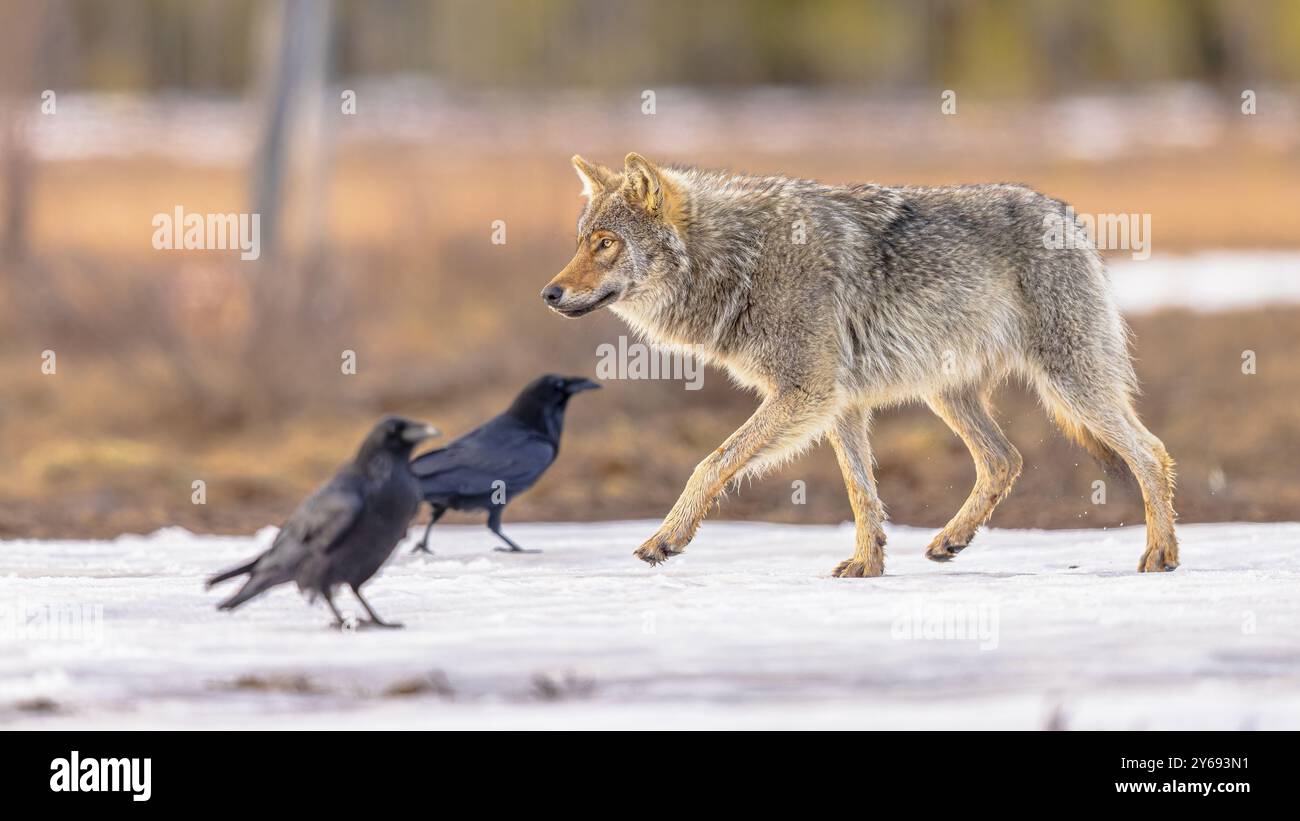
[542,286,619,317]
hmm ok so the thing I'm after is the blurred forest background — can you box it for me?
[0,0,1298,538]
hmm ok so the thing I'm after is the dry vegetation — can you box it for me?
[1,137,1298,538]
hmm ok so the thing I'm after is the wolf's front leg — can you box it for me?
[635,388,834,566]
[828,405,887,577]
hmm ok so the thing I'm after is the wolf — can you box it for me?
[542,153,1178,576]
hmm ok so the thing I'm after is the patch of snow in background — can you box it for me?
[1112,252,1300,314]
[2,521,1298,730]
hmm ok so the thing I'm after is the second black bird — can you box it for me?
[207,415,440,628]
[410,374,599,554]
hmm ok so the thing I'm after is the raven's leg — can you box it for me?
[321,588,349,629]
[488,507,540,553]
[410,505,447,554]
[350,583,403,629]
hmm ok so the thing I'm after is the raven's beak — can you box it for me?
[565,378,601,394]
[402,423,442,443]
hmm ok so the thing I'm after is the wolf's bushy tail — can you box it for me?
[1020,245,1140,488]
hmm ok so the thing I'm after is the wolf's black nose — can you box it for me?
[542,285,565,304]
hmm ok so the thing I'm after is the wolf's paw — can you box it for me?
[831,558,883,578]
[924,534,970,563]
[1138,546,1179,573]
[634,533,687,566]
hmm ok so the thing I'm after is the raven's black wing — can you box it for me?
[411,418,557,500]
[265,471,367,566]
[213,471,365,609]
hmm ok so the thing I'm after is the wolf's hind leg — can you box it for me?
[1117,410,1179,572]
[635,388,834,566]
[828,405,887,577]
[1039,380,1178,572]
[923,388,1022,563]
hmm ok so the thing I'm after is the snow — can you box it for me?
[1111,252,1300,314]
[3,521,1299,730]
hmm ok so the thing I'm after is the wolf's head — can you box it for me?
[542,153,687,318]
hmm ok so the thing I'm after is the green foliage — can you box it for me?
[23,0,1300,92]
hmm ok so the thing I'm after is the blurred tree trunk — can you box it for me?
[250,0,296,264]
[922,0,960,89]
[0,0,41,264]
[296,1,334,268]
[250,0,333,260]
[1,112,32,264]
[244,0,336,418]
[1206,0,1262,91]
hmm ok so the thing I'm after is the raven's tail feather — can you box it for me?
[206,558,259,589]
[217,574,278,611]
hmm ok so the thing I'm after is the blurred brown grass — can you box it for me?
[1,138,1298,538]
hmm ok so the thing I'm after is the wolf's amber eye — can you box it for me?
[600,238,613,249]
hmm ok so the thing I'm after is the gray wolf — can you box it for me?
[207,416,440,626]
[542,153,1178,576]
[410,374,600,554]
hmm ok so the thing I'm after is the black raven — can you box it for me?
[410,374,599,554]
[207,415,440,628]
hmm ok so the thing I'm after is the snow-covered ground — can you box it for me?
[2,521,1298,730]
[3,251,1288,731]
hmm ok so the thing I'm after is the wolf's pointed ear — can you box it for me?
[572,155,615,200]
[622,152,667,215]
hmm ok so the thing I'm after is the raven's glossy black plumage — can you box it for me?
[207,415,439,628]
[410,374,599,553]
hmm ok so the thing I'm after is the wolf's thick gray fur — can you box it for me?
[545,154,1177,576]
